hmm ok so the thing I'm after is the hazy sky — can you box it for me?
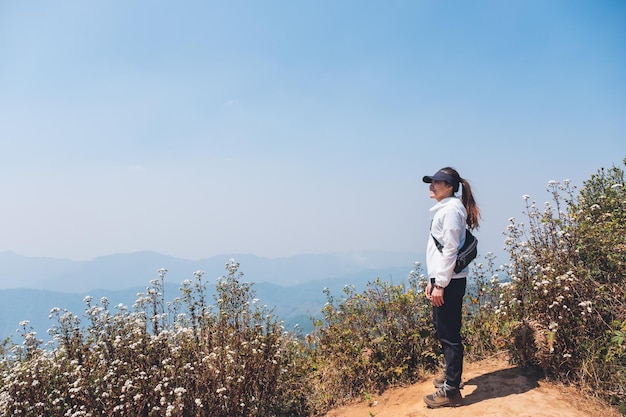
[1,1,624,263]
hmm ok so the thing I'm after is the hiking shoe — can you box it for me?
[423,383,463,408]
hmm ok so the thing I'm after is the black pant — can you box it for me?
[431,277,466,389]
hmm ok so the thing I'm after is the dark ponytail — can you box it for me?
[441,167,481,230]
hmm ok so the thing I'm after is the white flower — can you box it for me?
[611,183,623,189]
[523,194,530,200]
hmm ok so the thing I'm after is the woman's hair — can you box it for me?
[440,167,481,230]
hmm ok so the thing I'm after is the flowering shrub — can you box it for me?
[501,159,626,411]
[0,260,310,417]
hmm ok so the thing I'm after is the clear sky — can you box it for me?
[1,1,624,263]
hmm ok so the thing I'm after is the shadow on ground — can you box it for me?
[461,366,539,406]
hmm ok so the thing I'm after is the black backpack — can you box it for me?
[431,229,478,273]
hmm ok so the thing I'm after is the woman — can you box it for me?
[421,167,480,408]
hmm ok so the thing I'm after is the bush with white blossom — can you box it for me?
[501,159,625,411]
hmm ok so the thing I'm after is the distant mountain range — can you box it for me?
[0,251,419,341]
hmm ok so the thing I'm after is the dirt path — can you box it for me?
[324,353,620,417]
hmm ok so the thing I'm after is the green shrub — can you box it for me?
[305,258,510,413]
[305,265,437,412]
[462,252,511,360]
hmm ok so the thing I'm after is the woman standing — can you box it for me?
[421,167,480,408]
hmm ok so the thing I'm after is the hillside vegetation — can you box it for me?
[1,160,624,416]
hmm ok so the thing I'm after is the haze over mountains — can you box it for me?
[0,250,418,341]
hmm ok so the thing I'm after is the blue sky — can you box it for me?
[1,1,624,264]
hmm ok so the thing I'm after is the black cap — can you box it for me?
[423,170,460,192]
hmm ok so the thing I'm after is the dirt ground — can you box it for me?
[324,353,620,417]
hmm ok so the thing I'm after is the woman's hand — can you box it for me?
[430,286,444,307]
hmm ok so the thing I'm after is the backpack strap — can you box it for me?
[431,229,473,252]
[431,234,444,252]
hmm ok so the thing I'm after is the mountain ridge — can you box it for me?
[0,250,418,292]
[0,250,419,341]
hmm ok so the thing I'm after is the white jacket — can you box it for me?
[426,196,468,288]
